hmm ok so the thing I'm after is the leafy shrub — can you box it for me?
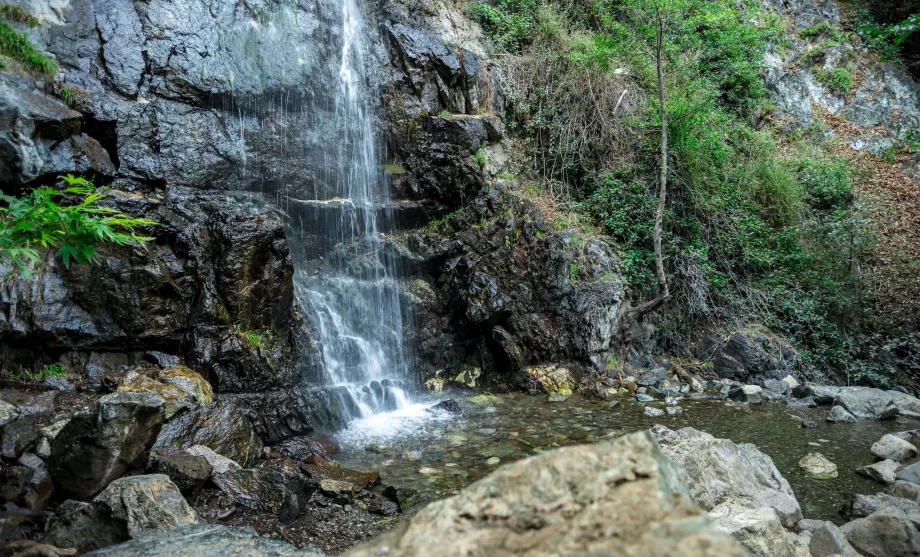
[813,67,853,94]
[469,0,538,53]
[0,175,157,278]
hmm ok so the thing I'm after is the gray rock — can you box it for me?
[709,502,800,557]
[652,426,803,527]
[636,394,655,403]
[148,452,213,499]
[49,392,167,500]
[729,385,764,404]
[796,518,826,533]
[638,367,668,387]
[83,524,325,556]
[212,460,314,522]
[889,391,920,419]
[835,388,899,420]
[45,475,197,553]
[0,398,20,426]
[644,406,665,417]
[898,462,920,485]
[710,331,799,382]
[809,521,858,557]
[342,432,746,557]
[763,379,787,394]
[873,434,919,462]
[841,507,920,556]
[184,445,241,476]
[849,492,919,518]
[798,452,838,479]
[858,459,900,485]
[827,405,858,423]
[893,480,920,502]
[152,401,261,467]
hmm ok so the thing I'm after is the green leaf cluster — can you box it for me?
[0,174,157,278]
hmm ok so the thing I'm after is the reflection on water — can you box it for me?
[335,392,918,522]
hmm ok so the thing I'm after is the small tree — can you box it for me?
[0,175,157,278]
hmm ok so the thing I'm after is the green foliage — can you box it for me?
[0,19,54,75]
[0,4,38,27]
[469,0,538,52]
[235,324,273,350]
[799,21,845,42]
[0,174,157,278]
[6,362,66,382]
[474,150,488,166]
[57,86,75,106]
[813,67,853,94]
[857,12,920,61]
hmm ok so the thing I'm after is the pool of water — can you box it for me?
[334,392,918,522]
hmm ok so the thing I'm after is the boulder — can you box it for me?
[652,426,803,527]
[82,524,325,556]
[158,366,213,406]
[835,388,898,420]
[710,331,799,382]
[644,406,665,417]
[637,367,668,387]
[848,492,919,518]
[889,391,920,419]
[858,459,900,485]
[809,521,859,557]
[729,385,764,404]
[0,398,20,426]
[148,452,213,499]
[522,364,574,395]
[151,401,261,467]
[892,480,920,502]
[48,392,167,500]
[212,460,314,522]
[872,434,918,462]
[798,453,838,479]
[342,432,746,557]
[827,405,858,423]
[898,462,920,485]
[841,507,920,556]
[709,502,801,557]
[45,475,197,553]
[117,371,194,418]
[184,445,241,476]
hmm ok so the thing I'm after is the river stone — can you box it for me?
[82,524,325,556]
[835,388,898,420]
[897,462,920,485]
[798,453,838,478]
[212,459,314,522]
[892,480,920,502]
[342,432,746,557]
[637,367,668,387]
[889,391,920,419]
[49,392,167,500]
[858,459,900,485]
[841,507,920,556]
[148,452,213,499]
[184,445,240,475]
[652,426,803,527]
[809,521,858,557]
[827,405,857,423]
[873,434,919,462]
[644,406,665,417]
[428,399,461,413]
[709,502,800,557]
[849,492,920,518]
[729,385,764,404]
[152,401,261,467]
[636,394,655,403]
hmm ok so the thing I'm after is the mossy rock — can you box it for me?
[117,371,190,418]
[160,366,213,406]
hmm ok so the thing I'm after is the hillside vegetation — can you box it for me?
[470,0,920,387]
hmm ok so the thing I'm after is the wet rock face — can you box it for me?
[707,331,800,383]
[151,401,262,468]
[212,459,314,522]
[342,431,745,557]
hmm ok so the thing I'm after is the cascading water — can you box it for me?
[291,0,413,424]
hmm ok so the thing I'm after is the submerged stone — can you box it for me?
[798,453,838,479]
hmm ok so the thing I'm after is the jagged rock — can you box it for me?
[117,371,194,418]
[835,388,899,420]
[48,392,166,500]
[273,437,333,462]
[0,398,20,426]
[809,521,859,557]
[873,434,918,462]
[212,460,314,522]
[148,452,213,499]
[183,445,239,476]
[1,414,40,459]
[45,475,197,553]
[841,507,920,556]
[82,524,325,556]
[342,432,745,557]
[637,367,668,387]
[798,453,838,478]
[522,364,574,395]
[858,459,900,485]
[848,492,919,518]
[157,366,213,406]
[652,425,802,527]
[427,399,461,413]
[892,480,920,502]
[709,502,801,557]
[827,405,857,423]
[151,401,261,467]
[709,331,799,382]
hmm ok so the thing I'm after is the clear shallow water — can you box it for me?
[335,393,917,522]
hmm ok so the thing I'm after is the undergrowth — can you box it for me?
[0,4,55,75]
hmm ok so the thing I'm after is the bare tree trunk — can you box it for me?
[628,6,670,319]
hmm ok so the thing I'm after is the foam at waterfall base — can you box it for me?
[335,400,459,448]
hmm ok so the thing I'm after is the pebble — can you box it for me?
[644,407,665,418]
[486,457,500,466]
[636,394,655,403]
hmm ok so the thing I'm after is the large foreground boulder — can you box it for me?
[342,432,746,556]
[651,425,802,528]
[83,524,324,556]
[44,475,197,553]
[48,393,167,500]
[840,506,920,556]
[151,401,261,467]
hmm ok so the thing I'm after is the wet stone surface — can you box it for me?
[333,392,914,523]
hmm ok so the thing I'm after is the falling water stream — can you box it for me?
[291,0,414,424]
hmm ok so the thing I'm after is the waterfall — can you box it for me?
[291,0,413,424]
